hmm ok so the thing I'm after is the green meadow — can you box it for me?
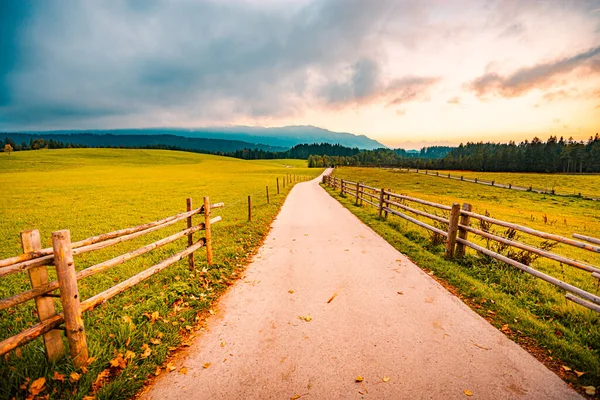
[420,169,600,198]
[0,149,322,399]
[327,167,600,389]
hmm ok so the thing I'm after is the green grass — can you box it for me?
[327,167,600,389]
[0,149,322,400]
[420,169,600,199]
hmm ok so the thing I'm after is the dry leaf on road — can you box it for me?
[355,376,363,382]
[464,389,473,396]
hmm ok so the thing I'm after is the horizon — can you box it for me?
[4,124,599,151]
[1,1,599,148]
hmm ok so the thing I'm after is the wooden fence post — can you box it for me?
[384,188,391,219]
[52,230,88,367]
[22,229,65,361]
[186,198,195,270]
[359,183,363,205]
[277,178,280,194]
[378,188,385,218]
[203,197,213,266]
[456,203,472,257]
[248,195,253,221]
[445,203,461,258]
[355,181,360,205]
[340,179,345,195]
[266,186,270,204]
[283,177,286,189]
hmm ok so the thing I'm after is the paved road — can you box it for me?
[142,169,580,399]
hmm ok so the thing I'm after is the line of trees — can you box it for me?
[308,135,600,173]
[4,134,599,173]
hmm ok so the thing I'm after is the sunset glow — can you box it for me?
[1,1,599,148]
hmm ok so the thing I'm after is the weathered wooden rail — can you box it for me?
[323,174,600,313]
[0,197,223,366]
[379,167,600,201]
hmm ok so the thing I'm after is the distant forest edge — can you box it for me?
[2,133,600,173]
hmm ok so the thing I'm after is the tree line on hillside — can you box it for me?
[310,135,600,173]
[4,134,599,173]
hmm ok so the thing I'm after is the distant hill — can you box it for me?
[18,125,386,150]
[1,133,287,153]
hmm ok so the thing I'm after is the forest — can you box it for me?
[3,134,600,173]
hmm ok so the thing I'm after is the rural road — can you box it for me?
[142,169,580,399]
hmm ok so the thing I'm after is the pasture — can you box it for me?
[327,167,600,388]
[420,169,600,199]
[0,149,321,399]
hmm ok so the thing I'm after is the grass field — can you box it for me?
[327,167,600,391]
[0,149,322,399]
[421,169,600,199]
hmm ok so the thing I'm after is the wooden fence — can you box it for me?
[380,167,600,201]
[323,174,600,313]
[0,197,224,366]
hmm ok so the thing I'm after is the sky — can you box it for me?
[1,0,599,149]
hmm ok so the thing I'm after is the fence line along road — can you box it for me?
[323,174,600,314]
[378,167,600,201]
[0,197,224,366]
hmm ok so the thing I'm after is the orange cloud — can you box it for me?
[469,46,600,98]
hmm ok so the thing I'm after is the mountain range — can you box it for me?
[14,126,386,150]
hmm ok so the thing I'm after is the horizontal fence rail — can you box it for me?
[0,197,223,366]
[322,174,600,313]
[380,167,600,201]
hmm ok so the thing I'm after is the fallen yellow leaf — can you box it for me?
[109,353,127,369]
[561,365,572,372]
[52,371,65,382]
[166,362,176,372]
[382,376,391,383]
[140,343,152,359]
[220,342,226,348]
[583,386,596,396]
[179,367,188,375]
[29,377,46,395]
[298,315,312,322]
[150,338,162,345]
[125,350,136,360]
[574,370,585,378]
[355,376,363,382]
[203,362,211,369]
[464,389,473,396]
[69,372,81,383]
[288,290,295,294]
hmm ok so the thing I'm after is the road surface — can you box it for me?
[142,169,580,399]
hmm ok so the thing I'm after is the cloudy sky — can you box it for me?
[1,0,599,148]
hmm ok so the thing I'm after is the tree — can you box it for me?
[4,143,13,159]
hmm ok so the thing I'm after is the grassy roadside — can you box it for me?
[413,169,600,199]
[0,149,323,399]
[321,173,599,395]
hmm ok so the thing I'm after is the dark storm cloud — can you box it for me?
[0,0,439,128]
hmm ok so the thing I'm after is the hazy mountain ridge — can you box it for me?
[16,125,386,150]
